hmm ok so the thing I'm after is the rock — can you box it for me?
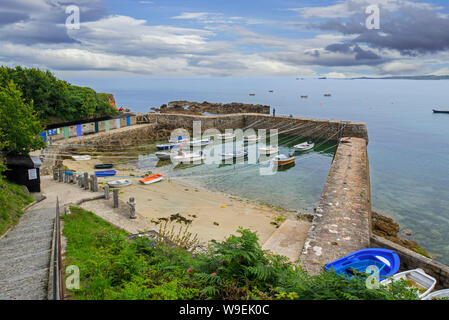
[150,100,271,115]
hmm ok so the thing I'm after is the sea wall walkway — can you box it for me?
[299,137,371,274]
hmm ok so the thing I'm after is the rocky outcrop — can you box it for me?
[150,100,270,115]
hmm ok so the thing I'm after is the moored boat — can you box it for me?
[293,141,314,151]
[155,152,172,160]
[380,268,437,299]
[324,248,400,280]
[107,179,132,188]
[273,154,295,166]
[216,133,236,140]
[94,163,113,169]
[300,95,308,98]
[259,146,279,155]
[139,174,164,185]
[172,150,205,164]
[72,155,91,161]
[219,149,248,161]
[433,109,449,114]
[249,93,255,96]
[422,289,449,300]
[243,135,261,143]
[186,138,211,147]
[94,170,116,177]
[168,136,189,143]
[156,143,179,150]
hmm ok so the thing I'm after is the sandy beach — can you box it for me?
[62,158,302,244]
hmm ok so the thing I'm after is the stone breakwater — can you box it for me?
[151,101,270,115]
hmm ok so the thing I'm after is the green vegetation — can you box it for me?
[0,176,34,236]
[0,66,118,125]
[0,81,46,155]
[63,207,419,300]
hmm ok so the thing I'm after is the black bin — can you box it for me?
[4,155,42,193]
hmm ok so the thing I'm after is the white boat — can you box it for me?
[168,136,189,143]
[422,289,449,300]
[172,151,205,164]
[216,133,236,140]
[219,149,248,161]
[155,152,172,160]
[186,138,211,147]
[243,135,261,143]
[293,141,314,151]
[259,146,279,155]
[380,268,437,299]
[273,154,295,166]
[71,155,91,161]
[107,179,132,188]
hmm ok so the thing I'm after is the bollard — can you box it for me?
[92,175,98,192]
[53,170,58,181]
[104,185,110,200]
[113,188,119,208]
[58,169,63,182]
[89,175,94,192]
[78,174,83,187]
[128,197,136,219]
[84,172,89,190]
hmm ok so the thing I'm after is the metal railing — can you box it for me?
[53,197,64,300]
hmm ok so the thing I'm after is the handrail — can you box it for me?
[53,197,64,300]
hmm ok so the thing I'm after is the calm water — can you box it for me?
[73,77,449,264]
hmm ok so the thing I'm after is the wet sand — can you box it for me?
[63,158,301,244]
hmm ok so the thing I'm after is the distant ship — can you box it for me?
[324,94,332,97]
[268,90,274,93]
[249,93,255,96]
[433,109,449,114]
[300,95,308,98]
[318,77,327,80]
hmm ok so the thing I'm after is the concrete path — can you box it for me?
[0,176,103,300]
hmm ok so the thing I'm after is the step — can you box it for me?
[0,251,50,280]
[0,238,51,257]
[0,248,51,268]
[11,221,54,234]
[0,230,53,247]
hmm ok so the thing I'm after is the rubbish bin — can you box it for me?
[4,155,43,192]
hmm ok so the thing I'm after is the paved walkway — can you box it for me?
[0,176,103,300]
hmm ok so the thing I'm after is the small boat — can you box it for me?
[293,141,314,151]
[72,155,91,161]
[380,268,436,299]
[433,109,449,114]
[155,152,172,160]
[273,154,295,166]
[422,289,449,300]
[300,95,308,99]
[172,151,205,164]
[64,170,76,176]
[168,136,189,143]
[139,174,164,185]
[107,179,132,188]
[324,248,400,280]
[219,149,248,161]
[216,133,236,140]
[259,146,279,155]
[324,93,332,97]
[243,135,261,143]
[94,163,113,169]
[269,90,274,93]
[249,93,255,96]
[95,170,116,177]
[156,143,179,150]
[186,138,211,147]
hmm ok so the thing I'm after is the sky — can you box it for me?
[1,0,449,78]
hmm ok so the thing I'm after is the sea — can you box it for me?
[69,77,449,264]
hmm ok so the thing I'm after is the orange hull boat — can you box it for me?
[139,174,164,185]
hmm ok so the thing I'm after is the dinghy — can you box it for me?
[259,146,279,155]
[219,149,248,161]
[186,138,210,147]
[139,174,164,185]
[107,179,132,188]
[293,141,314,151]
[155,152,172,160]
[94,170,116,177]
[244,135,261,143]
[94,163,113,169]
[216,133,236,140]
[156,143,179,150]
[423,289,449,300]
[172,150,205,164]
[168,136,189,143]
[72,155,91,161]
[273,154,295,166]
[324,248,400,280]
[380,268,436,299]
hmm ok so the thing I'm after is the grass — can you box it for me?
[62,206,419,300]
[0,176,34,236]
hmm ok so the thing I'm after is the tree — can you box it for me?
[0,81,45,155]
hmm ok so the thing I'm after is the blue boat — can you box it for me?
[324,248,400,280]
[156,143,179,150]
[95,170,117,177]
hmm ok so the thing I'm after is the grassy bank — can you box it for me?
[62,206,419,300]
[0,176,34,236]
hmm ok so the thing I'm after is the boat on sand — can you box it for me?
[94,163,113,169]
[95,170,116,177]
[172,150,205,164]
[107,179,132,188]
[155,152,172,160]
[72,155,91,161]
[139,174,164,185]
